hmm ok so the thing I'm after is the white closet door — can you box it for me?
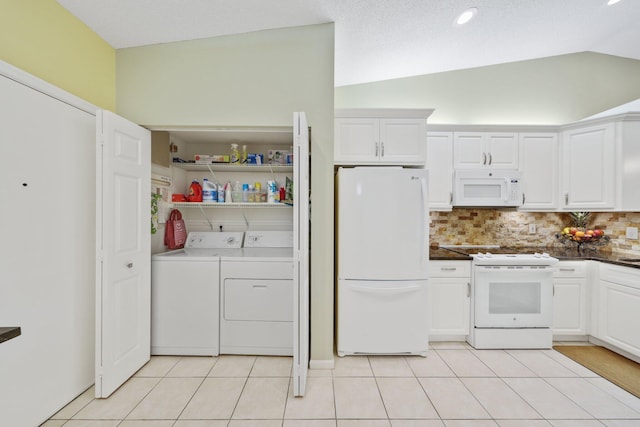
[95,110,151,398]
[293,112,310,397]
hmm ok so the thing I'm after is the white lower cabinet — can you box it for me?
[552,261,588,337]
[429,261,471,340]
[598,263,640,358]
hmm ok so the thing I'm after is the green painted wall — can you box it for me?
[335,52,640,125]
[0,0,115,110]
[117,23,336,364]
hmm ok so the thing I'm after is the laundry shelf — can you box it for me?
[172,202,292,208]
[171,163,292,172]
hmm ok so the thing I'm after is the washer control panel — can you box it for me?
[244,231,294,248]
[185,232,244,249]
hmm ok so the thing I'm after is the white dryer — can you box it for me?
[151,231,243,356]
[220,231,294,356]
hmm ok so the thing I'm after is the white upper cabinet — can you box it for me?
[518,132,558,211]
[426,131,453,211]
[334,109,433,165]
[453,132,518,169]
[560,122,616,210]
[560,115,640,211]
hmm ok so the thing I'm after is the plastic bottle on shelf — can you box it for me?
[267,180,277,203]
[187,179,203,202]
[202,178,217,202]
[224,182,232,203]
[230,144,240,164]
[242,145,247,164]
[217,183,225,203]
[232,180,242,203]
[242,183,249,202]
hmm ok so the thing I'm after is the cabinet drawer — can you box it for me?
[554,261,586,278]
[600,263,640,290]
[430,261,471,278]
[223,279,293,321]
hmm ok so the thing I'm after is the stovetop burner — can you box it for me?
[440,245,559,265]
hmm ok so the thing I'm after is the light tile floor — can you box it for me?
[42,342,640,427]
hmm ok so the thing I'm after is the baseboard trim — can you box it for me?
[309,358,334,370]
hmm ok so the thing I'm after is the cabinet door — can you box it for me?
[519,133,558,210]
[561,123,615,210]
[334,118,379,163]
[429,278,470,337]
[486,133,518,168]
[379,118,426,164]
[453,132,485,168]
[599,280,640,357]
[552,278,587,335]
[426,132,453,210]
[598,264,640,357]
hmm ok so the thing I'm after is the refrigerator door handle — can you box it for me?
[350,284,420,295]
[420,177,429,224]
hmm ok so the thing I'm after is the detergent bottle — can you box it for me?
[202,178,217,202]
[230,143,240,164]
[187,179,203,202]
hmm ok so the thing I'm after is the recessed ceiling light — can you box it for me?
[455,7,478,26]
[607,0,622,4]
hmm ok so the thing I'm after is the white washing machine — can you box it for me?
[150,231,243,356]
[220,230,294,356]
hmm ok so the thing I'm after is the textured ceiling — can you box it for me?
[56,0,640,87]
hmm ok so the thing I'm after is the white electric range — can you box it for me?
[443,246,559,349]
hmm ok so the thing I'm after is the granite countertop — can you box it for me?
[0,327,21,344]
[429,247,473,261]
[430,246,640,269]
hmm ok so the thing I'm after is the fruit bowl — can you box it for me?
[556,227,609,251]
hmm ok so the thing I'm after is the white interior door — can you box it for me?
[96,110,151,398]
[293,112,310,397]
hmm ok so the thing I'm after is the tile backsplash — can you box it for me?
[430,209,640,254]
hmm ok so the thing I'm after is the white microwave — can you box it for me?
[453,169,523,207]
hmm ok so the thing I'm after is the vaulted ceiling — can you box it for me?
[57,0,640,86]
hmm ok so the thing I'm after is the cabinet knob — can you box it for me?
[522,193,526,204]
[127,262,133,269]
[375,142,379,157]
[488,152,492,165]
[440,267,457,271]
[565,193,569,205]
[381,142,385,157]
[467,282,471,298]
[482,152,487,165]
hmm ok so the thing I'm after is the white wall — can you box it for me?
[0,62,96,427]
[335,52,640,125]
[116,24,336,364]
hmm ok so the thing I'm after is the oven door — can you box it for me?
[474,265,554,328]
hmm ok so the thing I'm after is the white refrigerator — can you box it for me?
[336,167,430,356]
